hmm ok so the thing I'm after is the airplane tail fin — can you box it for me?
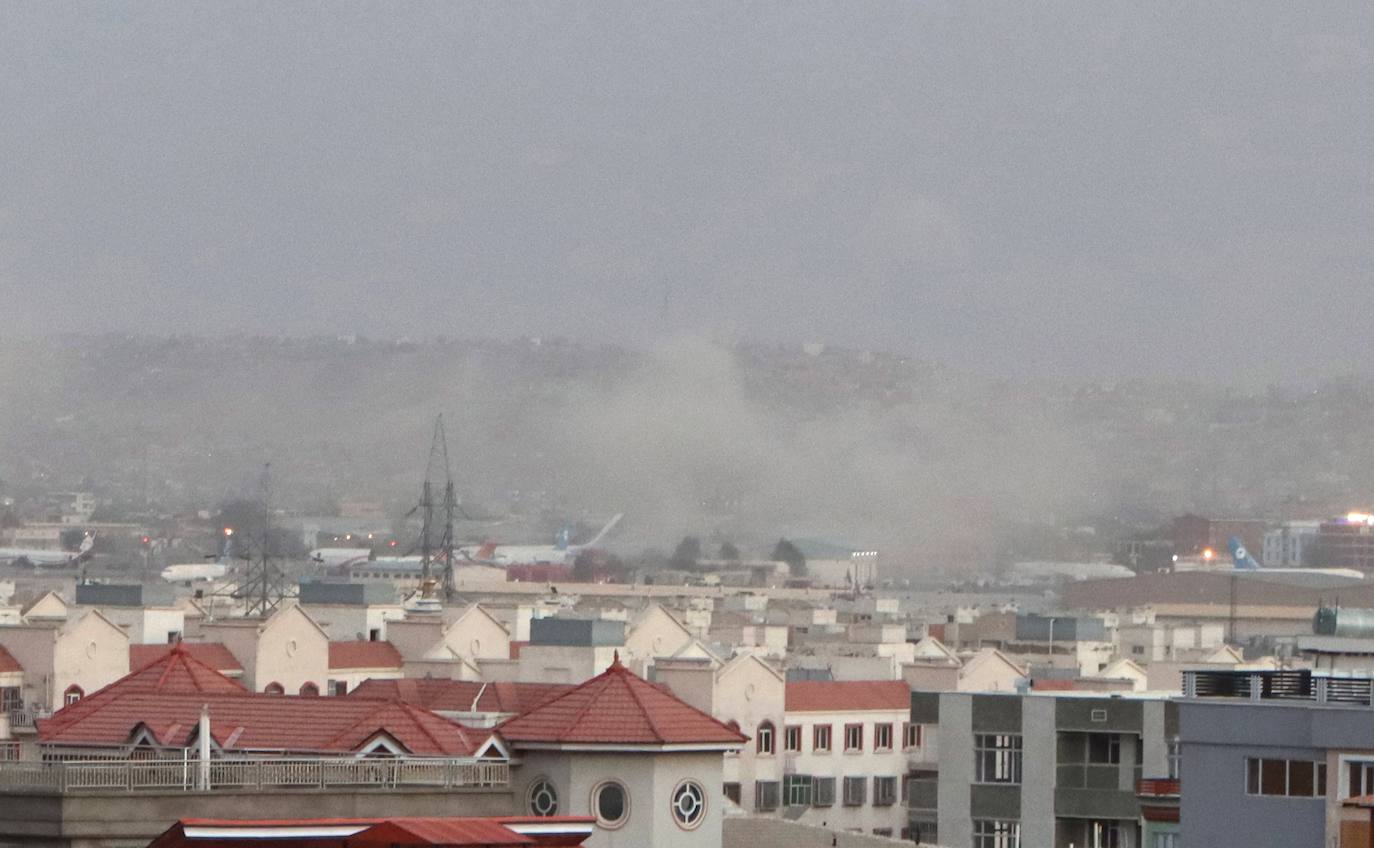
[1228,536,1261,570]
[77,534,96,558]
[582,513,624,549]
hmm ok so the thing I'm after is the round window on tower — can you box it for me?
[591,779,629,829]
[671,779,706,830]
[527,777,559,817]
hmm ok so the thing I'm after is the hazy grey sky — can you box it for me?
[2,3,1371,381]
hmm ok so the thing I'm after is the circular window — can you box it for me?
[591,780,629,829]
[671,780,706,830]
[527,777,558,817]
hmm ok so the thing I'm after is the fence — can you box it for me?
[0,756,508,793]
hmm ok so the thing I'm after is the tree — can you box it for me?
[670,536,702,571]
[718,541,741,561]
[772,538,807,577]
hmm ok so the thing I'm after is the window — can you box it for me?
[723,782,741,805]
[784,725,802,752]
[528,778,558,816]
[1131,645,1144,655]
[904,722,923,749]
[813,724,832,752]
[874,722,894,751]
[166,631,181,644]
[783,774,812,807]
[910,818,939,845]
[873,828,893,837]
[1153,834,1178,848]
[973,819,1021,848]
[756,721,775,755]
[843,775,866,806]
[63,685,83,706]
[330,680,348,696]
[755,780,780,811]
[1245,757,1326,797]
[263,682,285,695]
[0,687,21,712]
[813,777,836,807]
[975,734,1023,784]
[671,780,706,830]
[1348,760,1374,798]
[874,776,897,806]
[1167,738,1181,779]
[1088,734,1120,764]
[844,723,864,752]
[368,628,381,641]
[299,682,320,697]
[591,780,629,828]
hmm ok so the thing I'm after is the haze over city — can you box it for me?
[4,3,1374,382]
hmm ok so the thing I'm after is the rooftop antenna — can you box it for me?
[238,463,290,617]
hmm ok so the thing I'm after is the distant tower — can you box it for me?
[418,417,458,601]
[238,463,290,617]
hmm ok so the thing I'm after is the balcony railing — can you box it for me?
[6,710,40,731]
[1136,778,1181,798]
[0,756,508,794]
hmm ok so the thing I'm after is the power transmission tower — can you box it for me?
[238,463,290,617]
[418,417,457,601]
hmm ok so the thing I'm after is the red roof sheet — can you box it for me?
[784,680,910,712]
[37,692,481,756]
[496,654,747,747]
[328,640,404,671]
[0,645,22,674]
[349,678,572,715]
[147,817,595,848]
[130,642,244,673]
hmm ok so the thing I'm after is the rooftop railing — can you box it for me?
[1182,669,1374,705]
[0,756,508,794]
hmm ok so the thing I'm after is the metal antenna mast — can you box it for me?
[419,416,457,601]
[239,463,289,617]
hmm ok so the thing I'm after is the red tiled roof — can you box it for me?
[0,645,22,674]
[37,692,481,756]
[109,642,249,698]
[130,642,244,673]
[1029,679,1080,691]
[349,678,573,715]
[328,640,404,670]
[496,654,747,747]
[785,680,910,712]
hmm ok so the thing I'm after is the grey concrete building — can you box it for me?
[1179,668,1374,848]
[912,690,1176,847]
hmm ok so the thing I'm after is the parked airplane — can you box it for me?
[459,514,623,566]
[0,534,95,568]
[160,534,233,583]
[1227,536,1364,580]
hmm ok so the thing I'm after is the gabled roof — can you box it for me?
[0,644,22,674]
[20,590,68,618]
[328,640,403,670]
[130,642,244,674]
[497,654,748,749]
[911,635,961,664]
[349,678,573,716]
[959,647,1028,680]
[38,692,481,755]
[784,680,910,712]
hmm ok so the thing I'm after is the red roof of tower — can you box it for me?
[349,678,573,715]
[130,642,244,674]
[0,645,22,674]
[495,653,747,747]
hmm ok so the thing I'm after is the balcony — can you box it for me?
[0,756,508,794]
[1136,778,1180,798]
